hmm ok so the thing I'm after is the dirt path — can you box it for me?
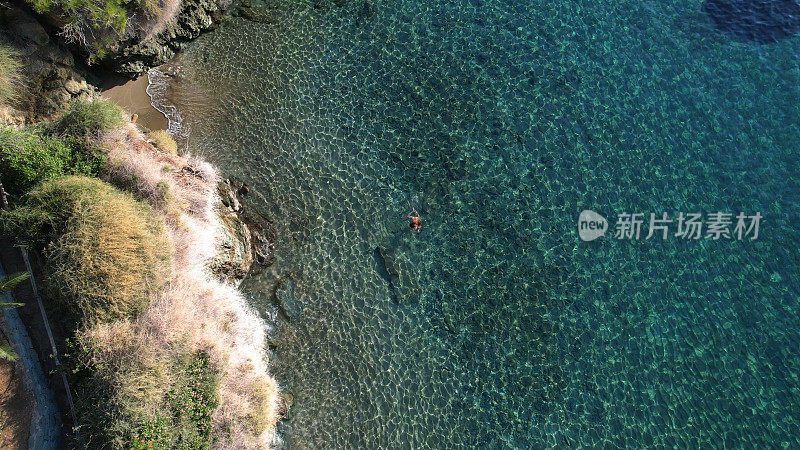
[0,359,32,449]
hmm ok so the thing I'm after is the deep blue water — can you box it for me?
[163,0,800,446]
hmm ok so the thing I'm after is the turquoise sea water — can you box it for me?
[163,0,800,447]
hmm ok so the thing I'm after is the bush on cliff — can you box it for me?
[0,99,123,197]
[28,0,132,59]
[0,127,105,197]
[52,98,124,138]
[146,129,177,154]
[0,175,170,323]
[130,350,219,448]
[66,329,219,449]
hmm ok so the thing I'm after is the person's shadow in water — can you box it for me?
[703,0,800,43]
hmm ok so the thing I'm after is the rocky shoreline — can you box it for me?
[0,0,294,445]
[0,0,232,126]
[0,0,273,280]
[0,5,93,125]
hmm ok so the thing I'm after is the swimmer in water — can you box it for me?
[408,208,422,232]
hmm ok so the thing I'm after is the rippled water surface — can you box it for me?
[164,0,800,447]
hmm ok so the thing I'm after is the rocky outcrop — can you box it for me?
[211,178,276,283]
[213,204,254,282]
[104,0,231,78]
[5,0,230,84]
[0,6,94,126]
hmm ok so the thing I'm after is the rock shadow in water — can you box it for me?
[703,0,800,43]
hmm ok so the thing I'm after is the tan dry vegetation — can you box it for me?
[42,176,171,323]
[1,175,171,323]
[146,129,178,155]
[99,122,281,447]
[0,46,21,107]
[77,320,174,417]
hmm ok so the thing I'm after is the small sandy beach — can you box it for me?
[101,74,168,132]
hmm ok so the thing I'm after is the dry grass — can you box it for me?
[2,107,279,447]
[249,375,281,435]
[75,321,173,420]
[95,122,281,447]
[146,129,178,155]
[2,175,171,323]
[0,46,21,106]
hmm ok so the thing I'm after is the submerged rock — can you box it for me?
[274,277,304,322]
[376,245,401,278]
[238,0,279,24]
[374,244,420,303]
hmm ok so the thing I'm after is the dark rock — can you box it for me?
[224,179,277,268]
[264,316,281,349]
[274,278,304,322]
[280,391,294,416]
[252,228,275,266]
[376,245,401,277]
[7,12,50,47]
[238,0,279,24]
[101,0,231,77]
[218,179,242,211]
[374,244,420,303]
[211,179,254,282]
[374,246,394,283]
[211,178,277,282]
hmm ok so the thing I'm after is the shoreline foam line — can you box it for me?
[146,67,190,142]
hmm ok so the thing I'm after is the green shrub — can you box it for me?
[52,98,124,138]
[0,127,105,197]
[0,46,21,105]
[0,128,70,196]
[67,336,219,450]
[146,130,177,155]
[1,176,170,323]
[133,351,219,449]
[28,0,130,33]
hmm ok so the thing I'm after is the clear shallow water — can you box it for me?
[164,0,800,447]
